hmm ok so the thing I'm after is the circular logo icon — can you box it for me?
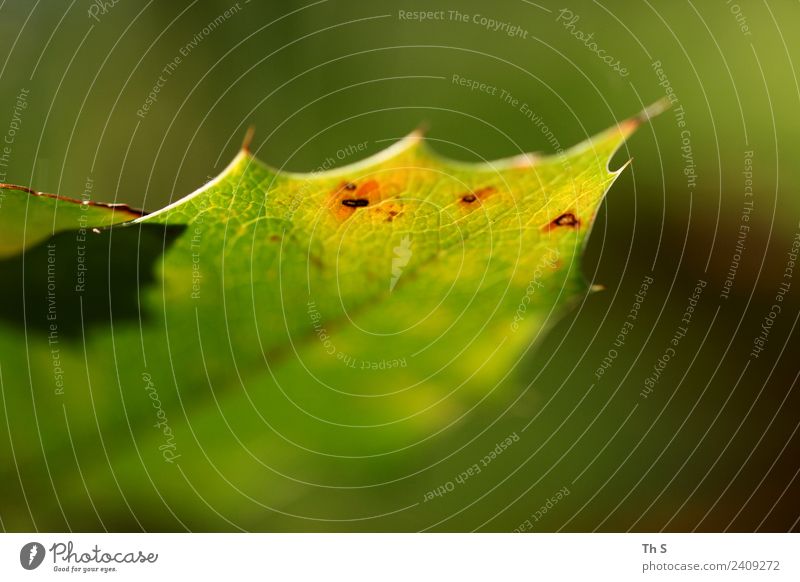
[19,542,46,570]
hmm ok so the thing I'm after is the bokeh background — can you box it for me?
[1,0,799,531]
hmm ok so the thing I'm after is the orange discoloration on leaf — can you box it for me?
[328,179,385,221]
[460,186,497,207]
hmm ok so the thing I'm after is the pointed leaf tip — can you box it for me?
[241,126,256,154]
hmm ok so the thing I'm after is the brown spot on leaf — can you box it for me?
[329,179,383,220]
[375,203,403,223]
[460,186,496,207]
[544,212,581,231]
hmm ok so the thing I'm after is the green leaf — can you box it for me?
[0,111,647,531]
[0,183,142,258]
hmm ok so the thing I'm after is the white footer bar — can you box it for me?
[1,533,796,580]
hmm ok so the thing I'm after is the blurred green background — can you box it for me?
[1,0,799,531]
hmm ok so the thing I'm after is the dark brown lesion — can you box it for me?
[328,178,410,222]
[377,203,403,223]
[341,198,368,208]
[329,179,384,220]
[460,186,496,206]
[545,212,581,231]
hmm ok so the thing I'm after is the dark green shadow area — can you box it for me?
[0,223,185,336]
